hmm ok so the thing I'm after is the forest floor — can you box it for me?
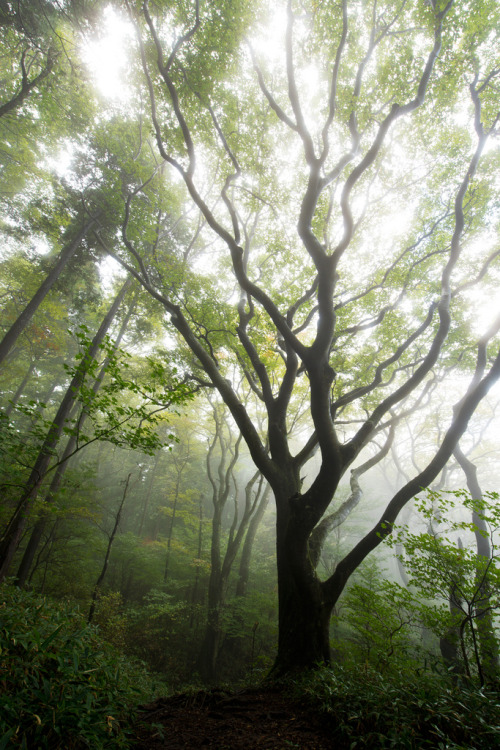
[131,687,339,749]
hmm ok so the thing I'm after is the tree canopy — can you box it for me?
[1,0,499,678]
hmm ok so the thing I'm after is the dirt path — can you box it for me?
[131,688,340,749]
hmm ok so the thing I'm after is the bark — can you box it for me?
[189,496,204,630]
[137,454,161,537]
[198,409,267,682]
[163,450,190,583]
[197,410,240,682]
[0,47,56,118]
[439,567,466,680]
[124,3,500,678]
[236,482,270,597]
[0,277,132,581]
[0,215,97,367]
[271,483,332,677]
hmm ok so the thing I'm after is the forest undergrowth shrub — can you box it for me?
[122,589,209,689]
[289,665,500,749]
[0,584,155,749]
[331,562,426,676]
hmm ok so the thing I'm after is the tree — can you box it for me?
[392,489,500,687]
[14,287,141,587]
[197,401,270,682]
[100,0,500,675]
[1,0,499,678]
[88,471,134,624]
[0,278,133,579]
[0,214,98,367]
[453,446,500,683]
[0,276,192,581]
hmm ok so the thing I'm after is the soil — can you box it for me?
[131,688,341,749]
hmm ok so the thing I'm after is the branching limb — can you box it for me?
[309,422,396,569]
[248,43,298,132]
[325,338,500,606]
[0,46,56,118]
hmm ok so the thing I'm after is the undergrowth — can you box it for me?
[288,665,500,749]
[0,584,157,749]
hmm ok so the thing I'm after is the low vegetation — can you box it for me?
[0,585,156,749]
[289,666,500,750]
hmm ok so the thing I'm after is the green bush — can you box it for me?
[289,665,500,749]
[0,584,152,749]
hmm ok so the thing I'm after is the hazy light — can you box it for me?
[81,6,133,101]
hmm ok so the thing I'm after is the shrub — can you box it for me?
[289,665,500,749]
[0,584,152,749]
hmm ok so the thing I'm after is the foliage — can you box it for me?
[1,0,500,685]
[64,326,191,456]
[332,562,421,674]
[2,325,192,478]
[0,584,154,749]
[387,489,500,685]
[289,665,500,749]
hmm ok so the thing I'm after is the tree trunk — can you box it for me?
[189,496,204,630]
[197,573,224,683]
[137,454,160,537]
[0,215,97,367]
[236,483,270,597]
[454,446,500,683]
[88,473,132,623]
[4,360,36,417]
[0,277,131,581]
[163,472,182,583]
[439,580,466,681]
[15,288,139,587]
[273,585,332,675]
[270,503,332,676]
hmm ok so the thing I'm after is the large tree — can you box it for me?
[3,0,500,676]
[95,0,500,675]
[97,0,500,675]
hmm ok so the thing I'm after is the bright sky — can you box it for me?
[81,6,133,101]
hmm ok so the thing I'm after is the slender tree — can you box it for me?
[88,472,133,624]
[197,404,269,681]
[453,445,500,683]
[0,277,133,580]
[14,288,141,587]
[0,216,98,367]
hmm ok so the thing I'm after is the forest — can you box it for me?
[1,0,500,747]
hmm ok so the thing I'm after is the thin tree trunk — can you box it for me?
[0,277,132,581]
[454,445,499,683]
[28,519,58,586]
[0,216,97,367]
[163,450,190,583]
[197,410,238,682]
[236,482,270,597]
[88,473,132,623]
[137,454,160,537]
[4,360,36,417]
[15,289,139,586]
[189,496,204,630]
